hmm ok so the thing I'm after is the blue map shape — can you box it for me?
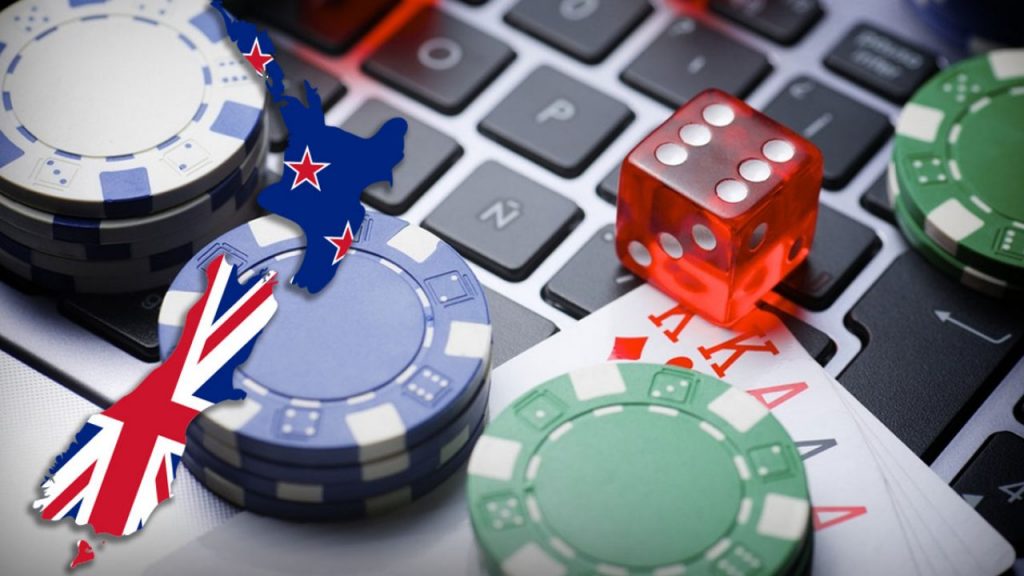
[212,2,407,293]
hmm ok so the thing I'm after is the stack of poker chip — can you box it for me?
[467,363,813,576]
[159,214,494,520]
[904,0,1024,53]
[889,49,1024,299]
[0,0,267,294]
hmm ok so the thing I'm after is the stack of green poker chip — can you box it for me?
[890,48,1024,297]
[892,164,1023,298]
[466,363,811,576]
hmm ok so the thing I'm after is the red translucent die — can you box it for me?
[616,89,823,326]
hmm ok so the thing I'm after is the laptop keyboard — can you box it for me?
[479,65,634,177]
[622,17,771,106]
[709,0,823,45]
[761,77,892,189]
[342,99,464,215]
[842,253,1023,460]
[505,0,652,64]
[3,0,1022,557]
[363,8,516,114]
[823,22,939,103]
[422,161,583,281]
[777,204,880,310]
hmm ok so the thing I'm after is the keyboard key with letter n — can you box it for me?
[423,162,583,281]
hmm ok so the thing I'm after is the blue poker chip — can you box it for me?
[0,115,266,246]
[182,408,485,520]
[907,0,1024,51]
[0,0,266,218]
[184,376,489,502]
[0,124,265,261]
[159,213,493,466]
[0,167,263,293]
[185,365,490,491]
[0,168,263,294]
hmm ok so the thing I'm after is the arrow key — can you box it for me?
[841,252,1024,460]
[951,432,1024,555]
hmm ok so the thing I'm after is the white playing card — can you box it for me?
[753,360,927,576]
[490,284,922,575]
[831,380,1017,575]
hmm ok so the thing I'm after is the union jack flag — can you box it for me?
[33,256,278,537]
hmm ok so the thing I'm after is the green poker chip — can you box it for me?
[892,167,1023,299]
[891,48,1024,284]
[466,363,810,576]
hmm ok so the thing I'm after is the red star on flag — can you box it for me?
[325,223,355,265]
[243,37,274,76]
[285,146,330,191]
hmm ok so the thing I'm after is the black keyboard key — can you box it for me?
[597,164,621,205]
[59,291,165,362]
[422,162,583,281]
[860,171,895,224]
[622,17,770,108]
[542,225,643,319]
[951,433,1024,555]
[484,287,559,366]
[341,100,462,215]
[1017,396,1024,426]
[364,9,515,114]
[268,49,346,152]
[505,0,652,64]
[480,66,634,177]
[779,205,880,310]
[841,252,1024,460]
[223,0,397,55]
[711,0,822,46]
[759,302,836,365]
[763,77,891,189]
[825,23,938,103]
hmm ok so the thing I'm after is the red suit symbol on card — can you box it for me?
[607,336,693,367]
[608,336,648,360]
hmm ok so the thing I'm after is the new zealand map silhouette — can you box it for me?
[214,0,408,293]
[32,3,408,569]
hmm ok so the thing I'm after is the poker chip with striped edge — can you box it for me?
[182,406,486,521]
[467,363,811,576]
[186,356,491,489]
[0,114,268,261]
[0,187,263,293]
[0,157,265,293]
[0,0,266,218]
[890,49,1024,285]
[891,165,1022,298]
[0,128,267,275]
[0,112,267,246]
[159,213,493,466]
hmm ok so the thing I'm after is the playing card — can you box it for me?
[144,285,1015,576]
[753,359,929,575]
[832,380,1016,575]
[490,284,922,575]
